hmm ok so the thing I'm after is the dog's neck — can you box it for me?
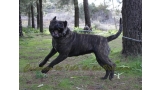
[53,27,72,40]
[62,27,72,37]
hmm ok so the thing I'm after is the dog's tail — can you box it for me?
[107,18,122,42]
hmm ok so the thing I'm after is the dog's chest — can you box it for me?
[53,41,63,51]
[52,38,71,53]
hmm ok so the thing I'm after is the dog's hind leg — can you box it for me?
[109,63,116,80]
[103,59,115,80]
[94,53,116,80]
[39,48,57,67]
[96,58,110,80]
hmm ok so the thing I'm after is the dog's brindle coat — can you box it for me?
[39,16,122,80]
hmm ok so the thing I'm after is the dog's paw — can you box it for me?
[109,76,113,81]
[109,71,114,81]
[41,67,52,73]
[39,62,45,67]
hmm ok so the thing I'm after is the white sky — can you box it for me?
[78,0,122,10]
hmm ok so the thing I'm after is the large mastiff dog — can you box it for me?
[39,16,122,80]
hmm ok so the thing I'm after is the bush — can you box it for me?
[73,27,83,33]
[22,27,39,34]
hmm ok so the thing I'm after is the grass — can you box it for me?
[19,28,142,90]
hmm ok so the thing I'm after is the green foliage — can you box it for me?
[22,27,50,38]
[126,56,142,74]
[22,27,39,38]
[35,71,46,79]
[78,54,96,66]
[73,27,83,33]
[116,59,142,75]
[23,27,39,33]
[52,0,74,11]
[78,51,142,75]
[58,79,74,89]
[72,27,121,37]
[20,0,36,15]
[108,29,118,34]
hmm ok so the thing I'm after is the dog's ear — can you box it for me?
[64,21,67,27]
[53,16,56,21]
[62,21,68,36]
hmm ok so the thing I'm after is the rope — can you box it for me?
[123,36,142,42]
[79,30,92,32]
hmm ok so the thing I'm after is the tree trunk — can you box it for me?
[19,11,23,37]
[36,1,40,29]
[39,0,43,32]
[83,0,91,28]
[122,0,142,55]
[31,4,35,28]
[73,0,79,27]
[28,6,31,27]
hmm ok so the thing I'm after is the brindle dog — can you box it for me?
[39,16,122,80]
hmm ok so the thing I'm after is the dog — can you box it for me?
[39,16,122,80]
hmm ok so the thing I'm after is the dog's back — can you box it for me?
[67,32,109,56]
[67,17,122,56]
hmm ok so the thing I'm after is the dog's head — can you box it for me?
[49,16,68,38]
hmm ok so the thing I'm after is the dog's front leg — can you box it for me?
[39,48,57,67]
[41,54,68,73]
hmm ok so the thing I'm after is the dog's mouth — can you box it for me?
[54,30,59,34]
[52,30,59,37]
[52,29,63,38]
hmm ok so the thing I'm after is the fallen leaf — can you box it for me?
[70,77,77,79]
[37,84,43,87]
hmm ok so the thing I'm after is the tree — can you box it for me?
[20,0,31,27]
[56,0,79,27]
[83,0,91,28]
[31,3,35,28]
[73,0,79,27]
[122,0,142,55]
[28,6,31,27]
[39,0,43,32]
[19,10,23,37]
[79,3,110,22]
[19,0,27,37]
[36,0,40,29]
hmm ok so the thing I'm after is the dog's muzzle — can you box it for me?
[52,30,59,38]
